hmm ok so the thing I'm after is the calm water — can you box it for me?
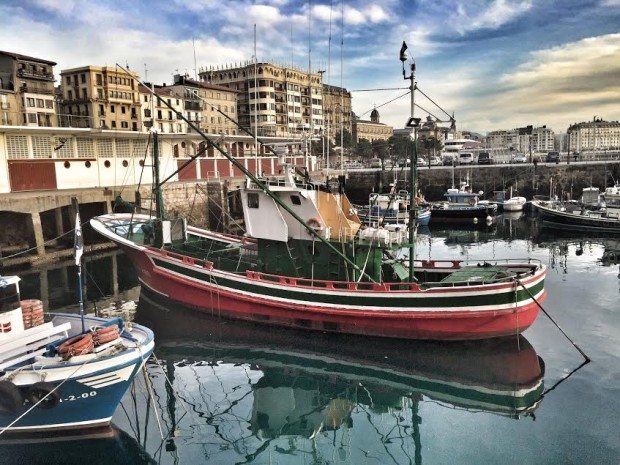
[2,214,619,465]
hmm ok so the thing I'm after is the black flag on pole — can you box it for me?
[74,211,83,266]
[399,41,408,62]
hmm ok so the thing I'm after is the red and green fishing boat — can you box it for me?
[91,55,547,341]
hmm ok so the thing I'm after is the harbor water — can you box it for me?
[2,213,619,465]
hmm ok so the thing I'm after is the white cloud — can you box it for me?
[454,0,532,35]
[29,0,75,16]
[0,5,245,84]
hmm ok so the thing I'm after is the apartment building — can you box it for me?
[161,74,238,136]
[486,125,555,152]
[59,66,141,131]
[138,84,186,134]
[322,84,352,143]
[0,50,57,127]
[200,62,323,138]
[353,108,393,143]
[568,117,620,152]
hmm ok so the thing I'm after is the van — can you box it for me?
[477,152,492,165]
[369,158,382,168]
[546,151,560,163]
[458,152,475,165]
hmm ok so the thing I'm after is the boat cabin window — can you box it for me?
[290,195,301,205]
[247,193,259,209]
[0,283,20,314]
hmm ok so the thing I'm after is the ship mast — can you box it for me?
[400,42,420,282]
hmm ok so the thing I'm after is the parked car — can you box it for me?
[430,156,442,166]
[417,157,427,167]
[398,158,411,167]
[443,156,455,166]
[458,152,475,165]
[512,153,528,163]
[546,151,560,163]
[369,157,382,168]
[477,152,493,165]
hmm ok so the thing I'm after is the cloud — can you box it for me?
[460,33,620,131]
[310,2,392,26]
[0,4,244,83]
[453,0,533,34]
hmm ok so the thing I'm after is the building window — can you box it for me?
[66,76,71,85]
[45,100,53,109]
[96,74,102,85]
[111,121,116,128]
[67,90,73,100]
[28,113,37,123]
[247,193,259,209]
[121,106,126,114]
[26,98,35,107]
[121,121,128,128]
[81,73,86,83]
[111,105,115,113]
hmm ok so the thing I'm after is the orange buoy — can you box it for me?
[58,334,94,360]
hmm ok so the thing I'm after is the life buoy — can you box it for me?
[58,333,94,360]
[26,382,60,409]
[92,324,120,346]
[0,380,23,414]
[468,197,476,206]
[306,217,323,230]
[21,299,44,329]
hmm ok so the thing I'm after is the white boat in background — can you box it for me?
[503,196,527,212]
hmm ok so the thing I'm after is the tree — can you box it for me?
[388,135,416,164]
[372,139,389,161]
[335,129,354,148]
[356,138,373,158]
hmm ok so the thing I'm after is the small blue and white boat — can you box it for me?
[0,275,154,434]
[358,192,432,226]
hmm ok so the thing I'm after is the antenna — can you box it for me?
[144,63,148,82]
[192,37,198,80]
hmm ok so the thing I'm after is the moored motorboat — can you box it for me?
[503,196,527,212]
[533,200,620,234]
[430,183,498,225]
[356,191,431,226]
[0,275,154,433]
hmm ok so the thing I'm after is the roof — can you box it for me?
[322,83,350,95]
[173,75,238,93]
[138,84,176,96]
[0,50,56,66]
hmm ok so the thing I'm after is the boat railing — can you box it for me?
[147,246,540,291]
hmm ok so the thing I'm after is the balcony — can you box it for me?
[17,68,55,82]
[19,85,55,95]
[185,101,203,111]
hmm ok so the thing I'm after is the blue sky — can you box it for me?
[2,0,619,133]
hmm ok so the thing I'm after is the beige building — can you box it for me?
[161,74,238,136]
[0,50,57,127]
[322,84,352,142]
[568,117,620,152]
[59,65,141,131]
[138,85,187,134]
[199,62,323,138]
[353,108,393,143]
[486,125,555,152]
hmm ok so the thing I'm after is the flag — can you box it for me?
[399,41,408,62]
[74,211,83,266]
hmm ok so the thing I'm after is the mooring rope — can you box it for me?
[515,278,590,362]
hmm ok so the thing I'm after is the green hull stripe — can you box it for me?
[152,258,544,309]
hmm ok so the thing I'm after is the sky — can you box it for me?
[1,0,619,134]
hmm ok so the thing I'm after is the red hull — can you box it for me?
[124,246,544,340]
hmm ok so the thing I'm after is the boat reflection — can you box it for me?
[137,290,545,463]
[0,425,156,465]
